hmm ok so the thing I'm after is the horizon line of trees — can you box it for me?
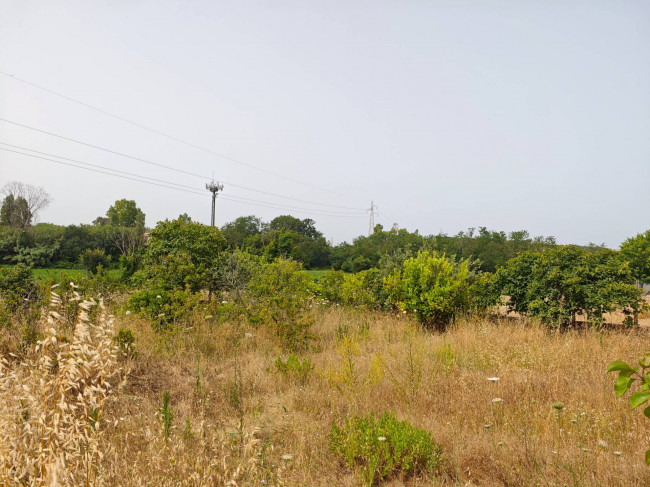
[0,185,622,276]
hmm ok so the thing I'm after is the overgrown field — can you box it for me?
[2,218,650,485]
[3,293,649,486]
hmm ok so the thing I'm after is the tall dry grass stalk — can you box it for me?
[0,283,121,486]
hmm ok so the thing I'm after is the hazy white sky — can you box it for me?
[0,0,648,247]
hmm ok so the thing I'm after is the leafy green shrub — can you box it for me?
[340,268,388,309]
[274,354,314,385]
[329,411,442,486]
[0,263,39,313]
[496,246,644,327]
[114,328,137,357]
[127,288,200,331]
[608,354,650,464]
[133,218,226,293]
[246,257,315,351]
[208,249,262,302]
[318,269,345,303]
[469,272,501,314]
[386,251,470,330]
[341,255,372,273]
[82,266,120,300]
[79,248,111,275]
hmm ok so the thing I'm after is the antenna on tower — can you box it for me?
[367,201,377,236]
[206,179,224,226]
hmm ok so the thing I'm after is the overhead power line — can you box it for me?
[0,118,365,211]
[0,70,348,196]
[0,146,366,218]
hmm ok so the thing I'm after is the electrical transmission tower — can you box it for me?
[206,180,224,226]
[367,200,377,236]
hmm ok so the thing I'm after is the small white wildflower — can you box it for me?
[377,436,387,442]
[281,454,293,461]
[221,300,228,304]
[205,315,213,319]
[402,310,407,314]
[487,377,500,382]
[156,295,162,299]
[125,310,131,315]
[598,440,608,449]
[492,398,502,403]
[613,451,622,457]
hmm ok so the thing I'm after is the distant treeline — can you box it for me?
[1,205,606,272]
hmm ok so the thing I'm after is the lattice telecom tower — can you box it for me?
[368,201,377,236]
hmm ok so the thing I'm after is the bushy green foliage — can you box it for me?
[620,230,650,283]
[329,411,442,486]
[246,257,315,351]
[495,246,644,326]
[386,251,470,329]
[331,226,558,274]
[127,288,200,331]
[134,218,226,293]
[0,194,31,229]
[468,272,501,313]
[104,199,146,227]
[79,248,112,275]
[317,269,345,303]
[0,264,39,313]
[114,328,137,357]
[608,354,650,464]
[208,249,261,301]
[341,268,387,309]
[274,354,314,385]
[221,214,330,269]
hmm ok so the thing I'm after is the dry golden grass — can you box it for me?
[4,300,650,486]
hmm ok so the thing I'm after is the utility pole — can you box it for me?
[206,180,224,226]
[367,200,377,236]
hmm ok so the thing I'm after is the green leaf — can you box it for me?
[608,361,633,373]
[630,391,650,409]
[640,354,650,368]
[646,450,650,466]
[615,376,635,397]
[643,406,650,419]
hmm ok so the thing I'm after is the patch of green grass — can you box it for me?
[307,269,340,279]
[1,265,121,283]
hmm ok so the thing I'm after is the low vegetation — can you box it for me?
[2,192,650,485]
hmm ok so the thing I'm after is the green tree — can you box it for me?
[495,246,643,326]
[221,215,264,248]
[79,248,111,275]
[0,194,32,229]
[134,218,226,292]
[620,230,650,283]
[105,199,145,227]
[1,182,51,229]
